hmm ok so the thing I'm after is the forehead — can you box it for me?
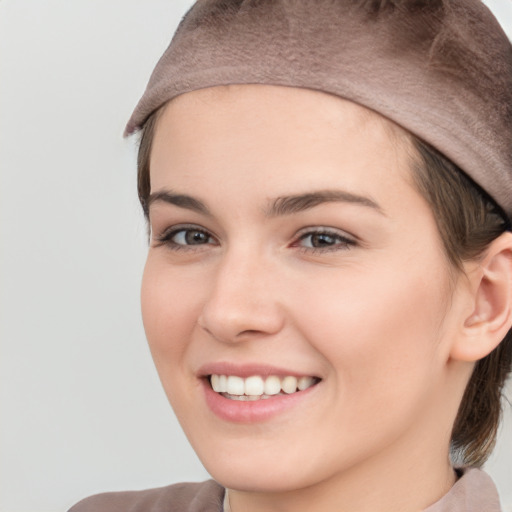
[159,84,409,141]
[148,84,421,219]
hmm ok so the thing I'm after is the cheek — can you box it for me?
[291,257,451,409]
[141,254,203,363]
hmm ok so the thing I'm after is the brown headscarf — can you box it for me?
[125,0,512,220]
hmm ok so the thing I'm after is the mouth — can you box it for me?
[199,363,323,422]
[208,374,321,401]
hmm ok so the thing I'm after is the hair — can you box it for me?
[137,109,156,220]
[410,138,511,467]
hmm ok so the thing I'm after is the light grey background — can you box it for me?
[1,1,511,511]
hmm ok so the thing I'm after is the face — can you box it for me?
[142,85,467,493]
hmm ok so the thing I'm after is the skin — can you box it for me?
[141,84,504,512]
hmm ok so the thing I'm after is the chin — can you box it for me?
[190,434,345,494]
[205,460,313,493]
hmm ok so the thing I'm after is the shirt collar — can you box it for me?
[423,468,502,512]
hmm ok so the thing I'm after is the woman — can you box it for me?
[70,0,512,510]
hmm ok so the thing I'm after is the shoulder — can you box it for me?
[68,480,225,512]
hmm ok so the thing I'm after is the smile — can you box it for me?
[209,374,319,400]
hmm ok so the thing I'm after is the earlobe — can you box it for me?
[451,232,512,363]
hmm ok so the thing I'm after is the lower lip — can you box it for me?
[202,378,318,423]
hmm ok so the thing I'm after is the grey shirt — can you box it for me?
[68,468,501,512]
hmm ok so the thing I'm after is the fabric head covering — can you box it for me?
[125,0,512,221]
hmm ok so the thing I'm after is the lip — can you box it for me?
[197,361,318,379]
[198,362,321,424]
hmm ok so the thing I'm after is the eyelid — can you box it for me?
[152,223,218,249]
[291,226,358,252]
[294,226,357,241]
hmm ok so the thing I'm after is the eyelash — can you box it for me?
[293,229,356,253]
[154,225,356,253]
[155,225,216,251]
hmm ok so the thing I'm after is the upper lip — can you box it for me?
[197,362,321,379]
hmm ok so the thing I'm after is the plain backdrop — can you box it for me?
[1,1,511,511]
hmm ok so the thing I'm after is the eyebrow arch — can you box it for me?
[147,190,212,216]
[266,189,384,217]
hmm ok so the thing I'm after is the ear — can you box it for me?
[450,232,512,362]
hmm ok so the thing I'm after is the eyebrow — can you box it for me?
[266,189,384,217]
[147,190,212,216]
[147,188,384,217]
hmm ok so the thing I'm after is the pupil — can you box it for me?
[186,231,208,244]
[312,234,334,246]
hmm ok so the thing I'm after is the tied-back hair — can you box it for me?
[411,138,511,467]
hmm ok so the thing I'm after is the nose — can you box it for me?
[198,251,285,344]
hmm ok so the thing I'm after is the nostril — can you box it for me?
[236,329,264,337]
[197,302,285,344]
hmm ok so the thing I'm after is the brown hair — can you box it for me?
[137,108,159,220]
[411,137,511,466]
[135,107,511,467]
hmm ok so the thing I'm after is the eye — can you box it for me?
[155,225,217,249]
[172,229,212,245]
[295,229,356,252]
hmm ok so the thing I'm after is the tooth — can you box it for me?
[298,376,315,391]
[244,376,264,396]
[218,375,227,393]
[264,376,281,395]
[226,375,245,395]
[212,374,315,397]
[232,394,261,401]
[211,374,221,392]
[281,376,298,394]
